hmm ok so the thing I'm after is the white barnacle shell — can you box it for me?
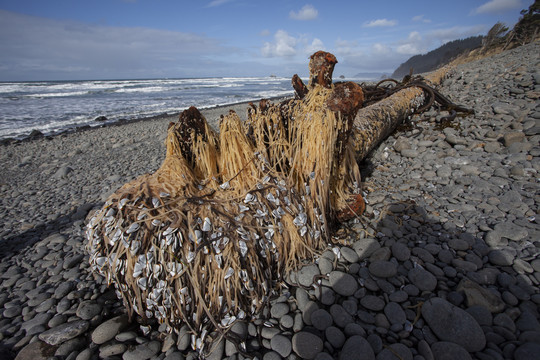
[224,267,234,280]
[126,222,140,234]
[202,217,212,232]
[300,226,307,237]
[262,175,271,184]
[133,262,144,278]
[105,207,116,217]
[140,325,151,336]
[151,219,161,227]
[238,240,248,257]
[195,230,203,244]
[137,277,148,291]
[137,212,147,221]
[293,212,307,227]
[186,251,196,263]
[130,241,141,255]
[118,198,129,210]
[265,228,274,240]
[219,181,230,190]
[221,314,236,327]
[162,226,175,236]
[110,229,122,245]
[159,191,170,198]
[239,204,249,212]
[266,192,276,203]
[244,193,255,203]
[95,257,107,268]
[215,254,223,268]
[152,197,161,208]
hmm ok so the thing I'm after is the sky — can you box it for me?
[0,0,532,81]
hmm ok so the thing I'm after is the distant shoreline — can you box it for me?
[0,95,293,145]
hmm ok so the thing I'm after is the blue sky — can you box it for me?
[0,0,531,81]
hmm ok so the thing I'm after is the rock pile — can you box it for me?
[0,41,538,359]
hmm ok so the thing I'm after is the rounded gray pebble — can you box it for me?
[377,343,412,360]
[368,260,397,278]
[329,271,358,296]
[431,341,472,360]
[292,331,323,359]
[270,302,289,319]
[311,308,333,330]
[325,326,345,349]
[340,246,360,263]
[339,335,374,360]
[360,295,385,311]
[408,267,437,292]
[421,297,486,352]
[270,334,292,357]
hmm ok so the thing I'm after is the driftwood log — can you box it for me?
[86,51,469,354]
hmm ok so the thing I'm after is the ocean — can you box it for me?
[0,77,297,140]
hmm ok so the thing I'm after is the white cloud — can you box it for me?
[259,29,271,36]
[428,25,486,43]
[289,4,319,21]
[305,38,324,55]
[262,30,297,57]
[206,0,233,8]
[472,0,522,14]
[396,31,425,55]
[363,18,397,28]
[0,10,230,80]
[335,39,359,55]
[372,43,391,55]
[412,15,432,23]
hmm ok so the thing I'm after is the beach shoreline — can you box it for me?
[0,42,539,359]
[0,95,293,145]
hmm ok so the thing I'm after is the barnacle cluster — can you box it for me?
[86,72,365,351]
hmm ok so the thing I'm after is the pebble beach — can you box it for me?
[0,41,539,360]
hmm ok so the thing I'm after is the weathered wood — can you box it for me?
[352,67,450,160]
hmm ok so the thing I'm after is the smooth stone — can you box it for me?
[360,295,385,311]
[352,238,381,260]
[311,309,333,330]
[330,304,353,328]
[292,332,323,359]
[91,315,129,345]
[14,341,57,360]
[421,297,486,352]
[76,301,102,320]
[318,257,333,275]
[513,342,540,360]
[21,313,53,334]
[339,335,375,360]
[408,267,437,292]
[384,302,406,325]
[369,260,397,278]
[298,264,320,287]
[38,320,89,346]
[340,246,360,263]
[54,281,75,299]
[325,326,345,349]
[99,343,128,358]
[466,305,493,326]
[456,278,505,312]
[488,249,515,266]
[329,271,358,296]
[270,302,289,319]
[377,343,412,360]
[391,243,411,262]
[270,334,292,358]
[431,341,472,360]
[122,341,160,360]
